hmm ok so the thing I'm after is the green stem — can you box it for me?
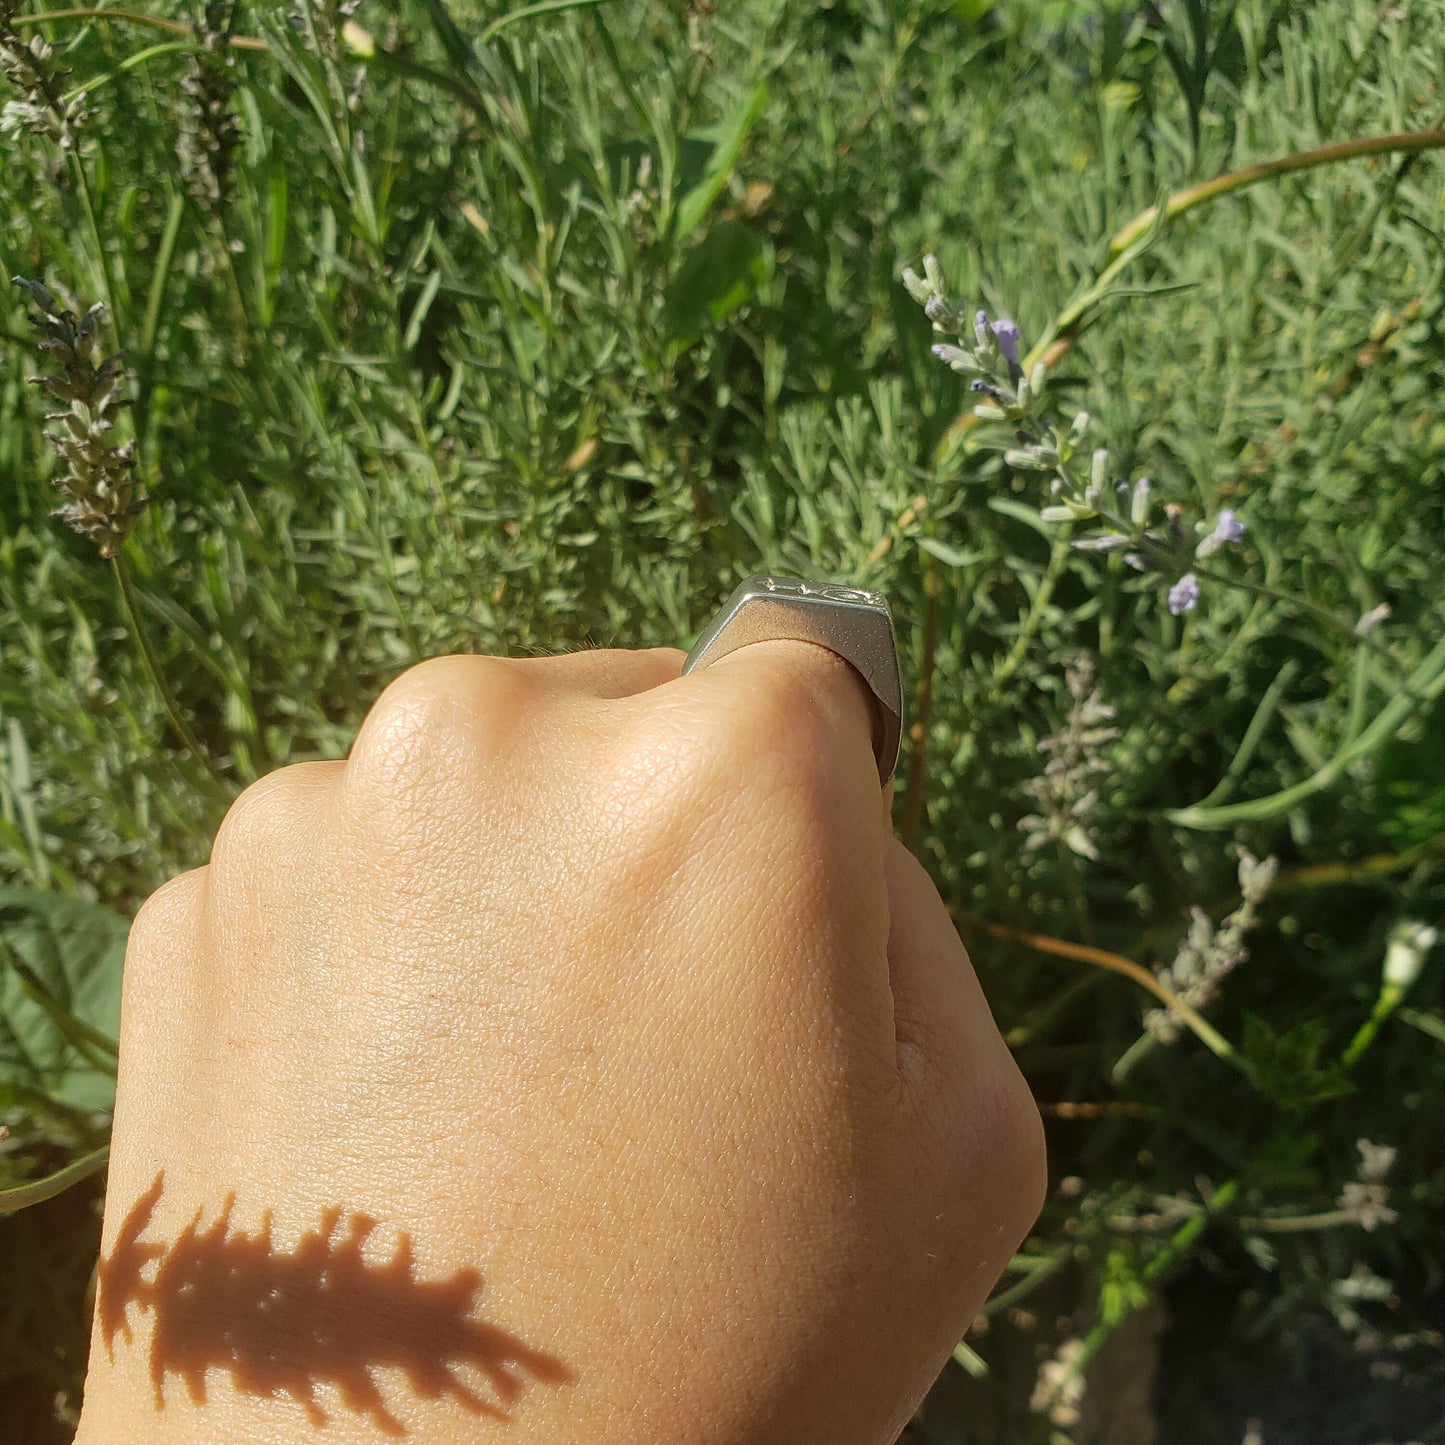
[993,529,1071,686]
[111,555,229,802]
[1188,562,1406,684]
[1397,1008,1445,1046]
[0,1145,109,1215]
[1021,129,1445,373]
[1055,837,1092,943]
[67,149,120,330]
[11,8,252,42]
[478,0,618,44]
[19,8,496,123]
[1066,1178,1240,1382]
[1113,1025,1178,1082]
[1167,628,1445,829]
[1236,1207,1369,1234]
[1082,491,1408,690]
[1341,982,1407,1068]
[980,1250,1068,1317]
[1106,131,1445,258]
[1271,831,1445,894]
[60,41,190,101]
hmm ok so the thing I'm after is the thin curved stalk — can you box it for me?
[478,0,618,45]
[992,529,1071,687]
[0,1145,109,1215]
[1107,130,1445,259]
[112,555,230,803]
[955,910,1243,1070]
[1167,630,1445,829]
[13,7,266,48]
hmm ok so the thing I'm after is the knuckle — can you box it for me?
[722,653,867,799]
[126,868,207,976]
[346,654,532,800]
[208,764,328,881]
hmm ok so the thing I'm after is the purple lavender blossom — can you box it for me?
[991,318,1021,370]
[1211,510,1245,544]
[1196,509,1247,559]
[1168,573,1200,615]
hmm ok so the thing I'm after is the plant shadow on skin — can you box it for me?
[96,1173,573,1436]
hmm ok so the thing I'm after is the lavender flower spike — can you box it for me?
[1168,573,1200,615]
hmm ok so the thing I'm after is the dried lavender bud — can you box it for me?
[14,277,152,558]
[292,0,360,60]
[178,0,240,210]
[0,1,92,146]
[1145,848,1277,1043]
[1337,1139,1398,1232]
[1018,656,1118,863]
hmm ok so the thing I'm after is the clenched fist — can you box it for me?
[76,641,1045,1444]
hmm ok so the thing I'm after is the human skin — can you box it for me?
[75,640,1046,1444]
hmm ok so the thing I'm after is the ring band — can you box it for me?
[681,575,903,787]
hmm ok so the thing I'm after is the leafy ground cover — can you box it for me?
[2,0,1443,1437]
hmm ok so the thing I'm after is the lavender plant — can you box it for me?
[1017,655,1118,865]
[12,279,149,559]
[904,253,1250,619]
[177,0,241,210]
[0,0,90,147]
[2,0,1445,1437]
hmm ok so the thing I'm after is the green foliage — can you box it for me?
[0,889,123,1113]
[2,0,1444,1431]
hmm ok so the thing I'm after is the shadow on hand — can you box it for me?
[96,1172,572,1436]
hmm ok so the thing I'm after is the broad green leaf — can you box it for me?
[0,890,128,1112]
[674,80,769,241]
[664,219,767,342]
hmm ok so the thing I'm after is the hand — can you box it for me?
[76,642,1045,1444]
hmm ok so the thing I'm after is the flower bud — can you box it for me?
[1130,476,1151,526]
[1383,920,1437,990]
[1091,448,1109,490]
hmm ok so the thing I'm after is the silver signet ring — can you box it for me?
[680,575,904,787]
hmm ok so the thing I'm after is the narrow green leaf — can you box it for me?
[0,1146,109,1216]
[414,0,480,78]
[140,190,185,360]
[986,498,1054,539]
[916,536,986,568]
[674,79,769,241]
[479,0,619,45]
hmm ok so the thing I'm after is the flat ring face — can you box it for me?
[681,574,903,786]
